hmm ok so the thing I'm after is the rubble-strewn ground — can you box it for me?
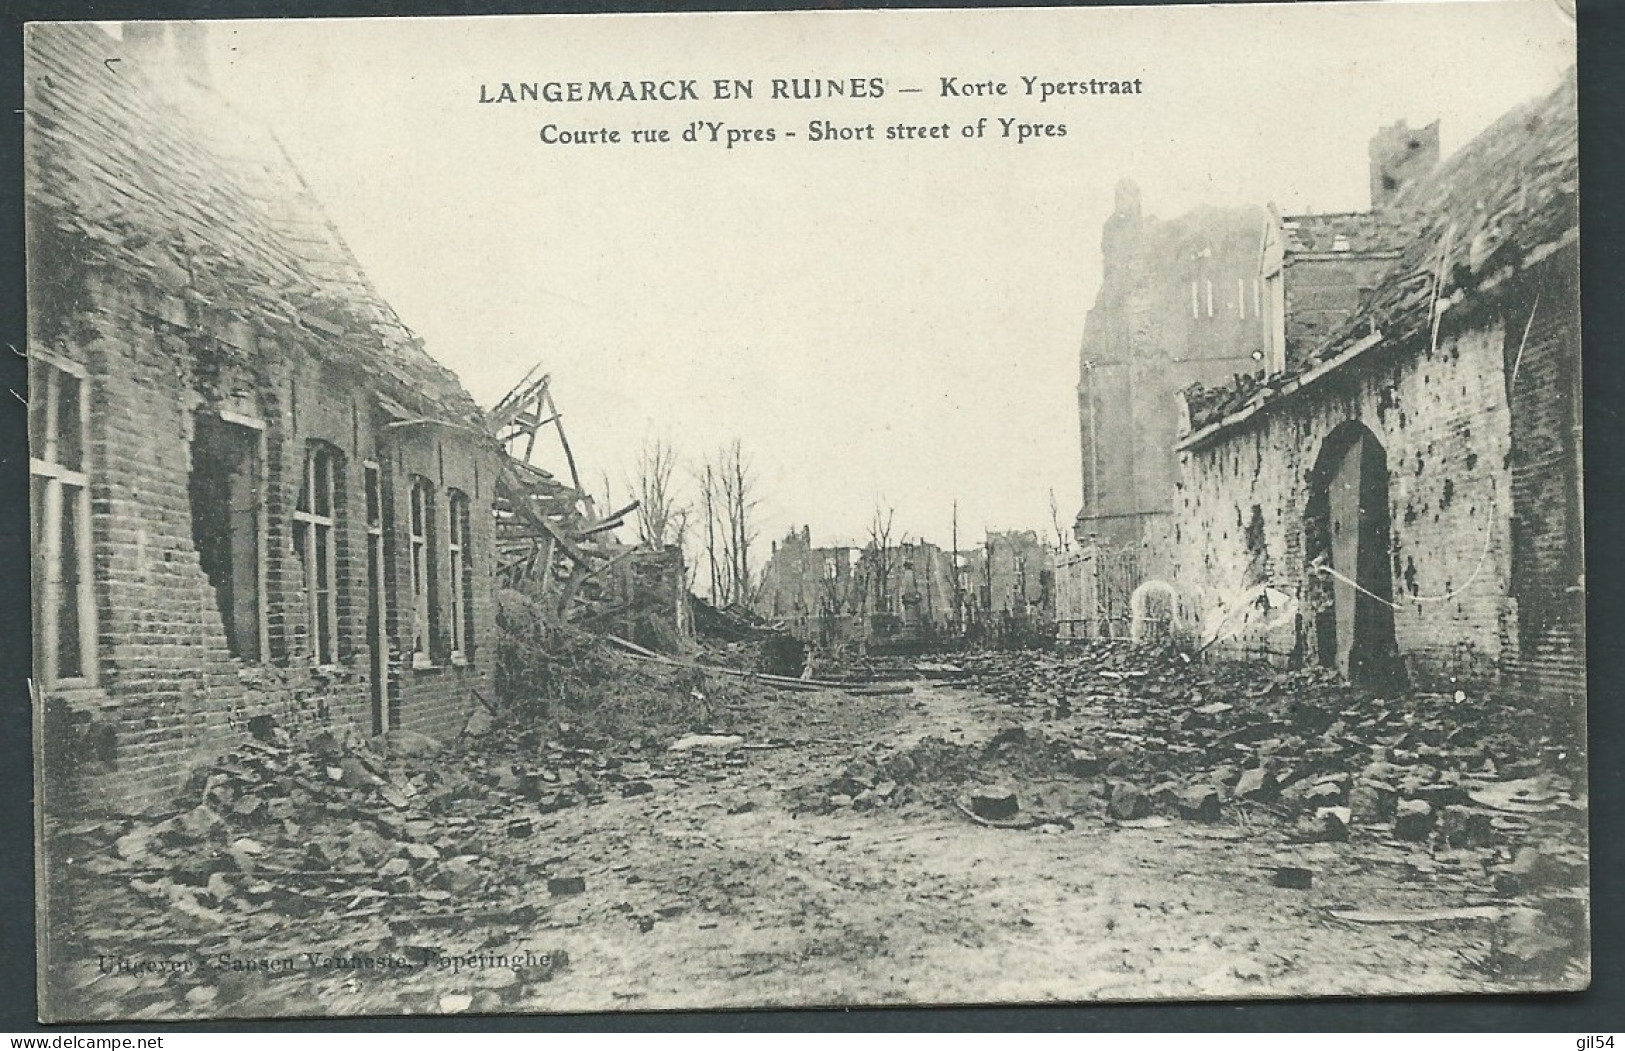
[42,643,1588,1020]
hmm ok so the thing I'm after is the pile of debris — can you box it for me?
[496,590,763,742]
[793,725,1093,818]
[947,643,1583,837]
[803,643,1585,859]
[48,702,799,1017]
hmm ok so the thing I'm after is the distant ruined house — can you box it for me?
[755,526,960,646]
[27,23,501,812]
[1173,72,1580,707]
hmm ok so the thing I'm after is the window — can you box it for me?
[1205,279,1215,318]
[448,490,474,662]
[1190,280,1199,318]
[30,356,95,687]
[189,413,265,661]
[1264,268,1287,373]
[294,445,340,665]
[409,478,436,666]
[363,462,390,731]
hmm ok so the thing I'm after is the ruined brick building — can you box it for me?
[1074,182,1268,557]
[756,526,1053,646]
[756,526,957,645]
[1174,72,1580,706]
[960,530,1054,640]
[27,23,500,811]
[1067,182,1267,636]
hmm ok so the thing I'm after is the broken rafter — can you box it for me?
[494,460,594,567]
[488,369,584,494]
[575,500,641,540]
[486,365,550,433]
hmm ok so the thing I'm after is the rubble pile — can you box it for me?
[52,628,810,1011]
[497,590,756,742]
[794,726,1085,815]
[46,698,819,1017]
[810,643,1585,850]
[964,643,1576,786]
[46,724,596,1015]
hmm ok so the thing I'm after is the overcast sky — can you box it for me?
[185,1,1572,551]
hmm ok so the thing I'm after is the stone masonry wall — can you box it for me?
[1171,314,1517,690]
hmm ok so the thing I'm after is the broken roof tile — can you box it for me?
[25,23,484,428]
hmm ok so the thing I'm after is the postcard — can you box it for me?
[25,1,1583,1020]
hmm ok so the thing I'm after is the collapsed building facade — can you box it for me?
[756,527,955,645]
[756,526,1053,646]
[1174,73,1580,707]
[961,530,1054,641]
[485,368,686,651]
[27,24,500,812]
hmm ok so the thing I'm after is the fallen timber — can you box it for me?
[603,634,913,696]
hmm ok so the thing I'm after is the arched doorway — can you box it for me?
[1304,422,1401,687]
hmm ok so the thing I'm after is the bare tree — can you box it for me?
[696,440,760,606]
[699,461,723,604]
[634,437,683,551]
[818,548,855,616]
[865,499,898,614]
[1048,487,1071,552]
[717,439,760,605]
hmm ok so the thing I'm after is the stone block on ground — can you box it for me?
[1300,806,1350,842]
[1108,783,1151,821]
[1176,785,1223,823]
[1349,779,1398,823]
[1437,805,1496,848]
[969,790,1020,822]
[547,875,586,896]
[1233,767,1274,802]
[1393,799,1436,842]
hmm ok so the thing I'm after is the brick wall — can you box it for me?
[1283,255,1394,366]
[1077,201,1264,535]
[1172,248,1582,705]
[37,268,497,814]
[1497,248,1584,713]
[1172,311,1518,689]
[388,425,498,741]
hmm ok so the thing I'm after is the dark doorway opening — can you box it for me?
[190,414,264,661]
[1305,422,1401,688]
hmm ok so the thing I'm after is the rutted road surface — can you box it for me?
[50,648,1587,1019]
[506,680,1558,1012]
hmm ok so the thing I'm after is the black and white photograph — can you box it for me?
[23,0,1585,1021]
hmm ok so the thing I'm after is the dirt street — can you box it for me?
[48,646,1589,1020]
[492,679,1537,1012]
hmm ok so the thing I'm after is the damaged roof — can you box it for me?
[1185,70,1578,440]
[24,23,484,427]
[1277,210,1407,257]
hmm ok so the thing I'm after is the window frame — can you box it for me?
[408,477,437,668]
[293,443,341,667]
[30,354,96,689]
[447,489,474,664]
